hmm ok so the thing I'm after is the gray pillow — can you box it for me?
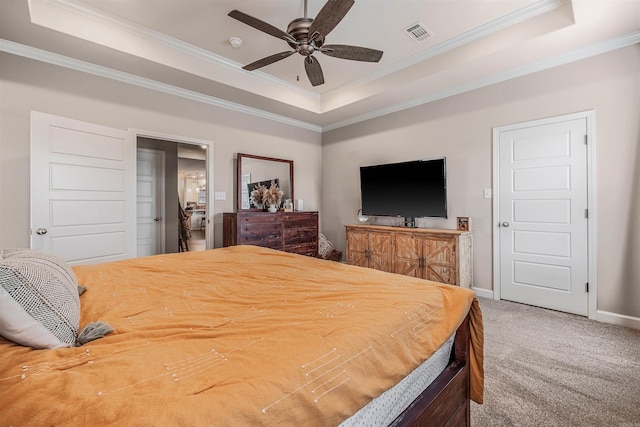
[0,249,81,348]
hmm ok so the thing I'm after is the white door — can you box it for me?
[136,148,165,257]
[496,117,589,316]
[31,112,136,264]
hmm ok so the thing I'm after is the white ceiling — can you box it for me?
[1,0,638,131]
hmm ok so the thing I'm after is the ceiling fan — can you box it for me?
[228,0,383,87]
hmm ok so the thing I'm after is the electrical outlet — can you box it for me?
[214,192,226,200]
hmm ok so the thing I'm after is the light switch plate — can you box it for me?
[214,191,226,200]
[483,188,492,199]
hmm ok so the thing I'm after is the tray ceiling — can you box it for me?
[1,0,638,131]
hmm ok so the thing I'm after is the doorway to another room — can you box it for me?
[177,143,207,252]
[136,137,209,255]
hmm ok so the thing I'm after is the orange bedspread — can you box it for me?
[0,246,483,426]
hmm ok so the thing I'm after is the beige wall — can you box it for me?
[322,45,640,320]
[0,53,322,250]
[1,45,639,322]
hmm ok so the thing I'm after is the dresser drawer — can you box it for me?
[285,242,318,256]
[250,239,284,250]
[237,213,281,224]
[283,218,317,229]
[240,221,282,234]
[240,227,282,245]
[284,227,317,245]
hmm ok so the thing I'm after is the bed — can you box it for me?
[0,245,483,425]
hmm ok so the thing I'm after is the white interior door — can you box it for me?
[497,117,589,316]
[30,111,136,264]
[136,148,165,257]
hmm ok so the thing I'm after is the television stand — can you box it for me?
[345,224,473,288]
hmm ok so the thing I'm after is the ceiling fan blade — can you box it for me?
[243,51,295,71]
[304,56,325,87]
[308,0,355,41]
[228,10,294,43]
[321,44,383,62]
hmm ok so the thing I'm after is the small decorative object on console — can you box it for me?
[457,216,471,231]
[356,208,369,223]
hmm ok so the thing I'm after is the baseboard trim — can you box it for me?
[473,289,640,330]
[596,310,640,330]
[472,287,494,299]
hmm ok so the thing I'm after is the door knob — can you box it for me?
[501,222,510,227]
[154,217,161,222]
[35,228,48,235]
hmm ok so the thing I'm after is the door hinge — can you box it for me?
[584,135,588,145]
[586,282,589,293]
[585,209,588,219]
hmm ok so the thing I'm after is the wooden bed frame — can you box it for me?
[391,314,471,427]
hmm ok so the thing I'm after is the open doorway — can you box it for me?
[178,143,207,252]
[136,136,210,255]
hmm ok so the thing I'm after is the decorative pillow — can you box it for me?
[0,249,81,349]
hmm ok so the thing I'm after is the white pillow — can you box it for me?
[0,249,81,349]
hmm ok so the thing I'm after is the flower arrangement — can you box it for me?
[250,183,267,207]
[263,181,284,207]
[251,180,283,209]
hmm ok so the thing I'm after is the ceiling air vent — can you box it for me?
[404,22,432,42]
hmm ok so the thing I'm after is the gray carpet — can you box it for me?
[470,297,640,426]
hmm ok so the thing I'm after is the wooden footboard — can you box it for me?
[390,314,471,427]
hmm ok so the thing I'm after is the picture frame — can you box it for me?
[457,216,470,231]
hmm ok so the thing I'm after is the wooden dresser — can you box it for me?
[345,224,472,287]
[223,211,319,257]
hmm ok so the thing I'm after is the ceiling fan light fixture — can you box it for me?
[228,0,381,87]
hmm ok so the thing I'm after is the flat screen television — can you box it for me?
[359,158,447,223]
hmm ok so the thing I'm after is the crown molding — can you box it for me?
[32,0,318,99]
[2,29,637,134]
[321,31,640,132]
[0,39,322,132]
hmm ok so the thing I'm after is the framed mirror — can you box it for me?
[237,153,294,211]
